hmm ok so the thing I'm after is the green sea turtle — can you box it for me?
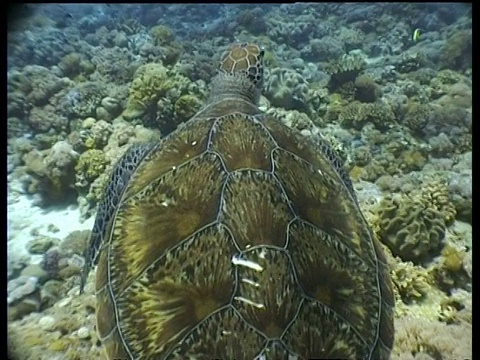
[81,43,394,359]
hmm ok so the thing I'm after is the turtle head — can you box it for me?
[208,43,265,105]
[219,43,265,89]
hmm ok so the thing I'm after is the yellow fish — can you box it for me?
[412,28,421,42]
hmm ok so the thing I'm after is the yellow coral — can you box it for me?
[391,261,433,303]
[400,149,427,171]
[420,180,457,225]
[123,63,187,120]
[48,339,69,352]
[348,165,363,181]
[441,244,466,272]
[75,150,110,189]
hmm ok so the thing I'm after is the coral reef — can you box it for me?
[173,94,202,123]
[236,7,268,36]
[21,141,78,205]
[448,169,471,224]
[40,248,62,279]
[62,81,108,119]
[394,52,427,74]
[58,52,95,79]
[325,52,366,91]
[439,29,472,70]
[338,100,396,130]
[6,4,472,359]
[393,314,471,359]
[401,102,432,133]
[301,36,345,62]
[7,276,41,320]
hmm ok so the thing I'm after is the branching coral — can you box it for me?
[173,94,202,123]
[391,261,433,304]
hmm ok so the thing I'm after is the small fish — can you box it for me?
[412,28,421,42]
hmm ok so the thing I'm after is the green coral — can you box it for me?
[58,53,82,78]
[174,94,202,122]
[58,52,95,79]
[377,194,445,263]
[398,149,427,172]
[150,25,175,46]
[123,63,189,120]
[74,149,110,190]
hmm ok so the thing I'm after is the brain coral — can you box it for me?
[377,194,445,264]
[376,181,456,264]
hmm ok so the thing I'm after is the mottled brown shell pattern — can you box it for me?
[94,43,394,360]
[95,113,394,359]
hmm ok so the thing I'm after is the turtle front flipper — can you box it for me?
[80,142,156,293]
